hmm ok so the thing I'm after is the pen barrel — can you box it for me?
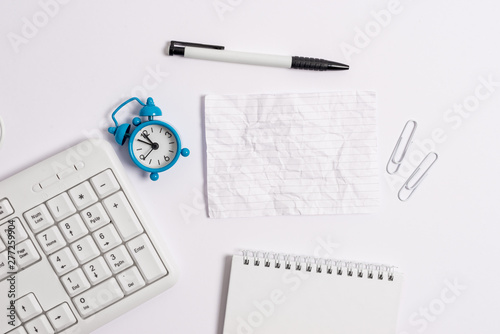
[291,56,349,71]
[184,47,292,68]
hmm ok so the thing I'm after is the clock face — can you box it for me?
[131,123,179,170]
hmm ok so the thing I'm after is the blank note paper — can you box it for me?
[204,91,380,218]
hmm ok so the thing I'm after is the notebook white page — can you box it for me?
[204,91,379,218]
[223,254,403,334]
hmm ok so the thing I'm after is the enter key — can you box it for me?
[126,234,167,283]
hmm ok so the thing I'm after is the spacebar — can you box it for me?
[73,278,124,318]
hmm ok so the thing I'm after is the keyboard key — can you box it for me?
[68,181,98,210]
[24,204,54,233]
[127,234,167,283]
[0,198,14,220]
[104,245,134,274]
[70,236,100,264]
[61,268,91,297]
[93,224,121,252]
[16,240,40,269]
[90,170,120,198]
[16,293,42,322]
[81,203,110,231]
[83,256,112,285]
[24,314,54,334]
[46,193,76,221]
[49,248,78,276]
[59,215,88,242]
[0,251,11,280]
[46,303,76,332]
[6,327,27,334]
[117,266,146,295]
[36,226,66,255]
[1,218,28,244]
[103,192,143,241]
[73,278,124,318]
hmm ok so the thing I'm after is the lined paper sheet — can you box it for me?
[204,91,380,218]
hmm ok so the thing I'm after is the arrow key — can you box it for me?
[83,256,112,285]
[49,248,78,276]
[24,314,54,334]
[92,224,121,252]
[59,215,88,243]
[16,293,42,322]
[46,303,76,332]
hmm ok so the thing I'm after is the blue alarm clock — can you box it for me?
[108,97,189,181]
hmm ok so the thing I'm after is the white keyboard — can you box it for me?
[0,140,178,334]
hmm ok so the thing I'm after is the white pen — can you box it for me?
[167,40,349,71]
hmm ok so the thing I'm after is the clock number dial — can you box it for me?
[132,124,178,169]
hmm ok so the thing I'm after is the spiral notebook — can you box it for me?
[222,252,403,334]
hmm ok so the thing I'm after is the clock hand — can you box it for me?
[142,132,160,150]
[142,132,154,145]
[138,139,152,146]
[143,147,154,159]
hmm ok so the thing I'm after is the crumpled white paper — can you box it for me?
[204,91,380,218]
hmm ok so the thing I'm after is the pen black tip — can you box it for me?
[291,56,349,71]
[327,61,349,70]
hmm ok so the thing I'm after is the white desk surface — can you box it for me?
[1,1,499,333]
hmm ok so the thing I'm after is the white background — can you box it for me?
[1,0,499,333]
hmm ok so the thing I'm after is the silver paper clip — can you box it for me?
[386,120,417,174]
[398,152,438,201]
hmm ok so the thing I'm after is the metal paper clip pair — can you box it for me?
[387,120,438,201]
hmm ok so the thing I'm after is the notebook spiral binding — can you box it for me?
[241,250,395,282]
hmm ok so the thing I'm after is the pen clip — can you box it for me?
[168,40,225,56]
